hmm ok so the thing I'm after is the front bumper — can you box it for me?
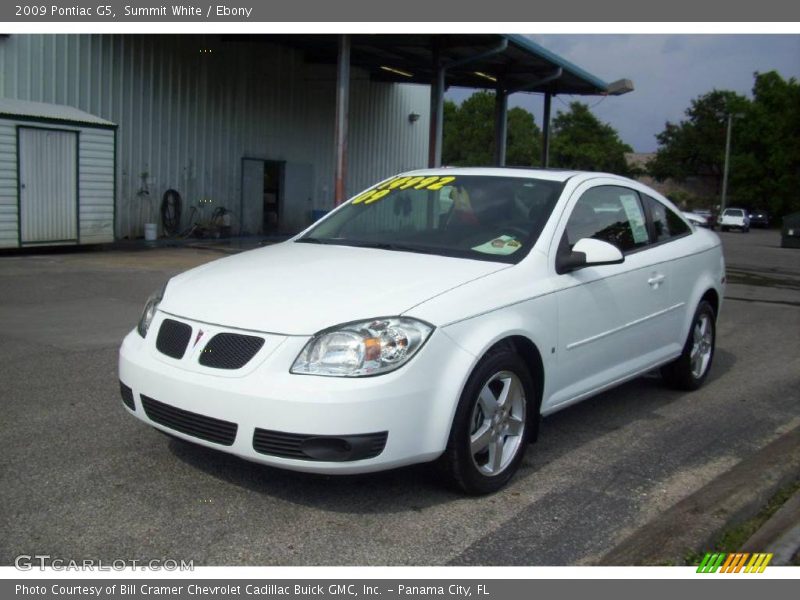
[118,312,473,474]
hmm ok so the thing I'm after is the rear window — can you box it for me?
[725,209,744,217]
[643,195,691,243]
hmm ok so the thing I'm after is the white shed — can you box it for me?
[0,99,116,248]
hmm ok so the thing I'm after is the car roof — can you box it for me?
[399,166,596,183]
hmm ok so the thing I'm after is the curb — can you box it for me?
[742,486,800,565]
[600,425,800,565]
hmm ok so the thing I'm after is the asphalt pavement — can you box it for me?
[0,228,798,566]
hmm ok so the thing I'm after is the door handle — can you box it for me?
[648,274,666,288]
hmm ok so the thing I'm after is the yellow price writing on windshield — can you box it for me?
[352,175,457,205]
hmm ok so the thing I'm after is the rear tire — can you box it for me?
[661,300,716,391]
[440,347,535,495]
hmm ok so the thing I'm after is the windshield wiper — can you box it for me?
[341,240,441,255]
[297,237,441,256]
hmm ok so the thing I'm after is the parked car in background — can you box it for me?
[747,208,771,228]
[683,212,711,228]
[718,208,750,232]
[695,209,715,229]
[120,168,725,494]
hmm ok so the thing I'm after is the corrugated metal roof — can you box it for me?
[0,98,116,126]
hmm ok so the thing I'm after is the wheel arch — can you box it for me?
[677,280,722,348]
[441,321,550,445]
[701,287,720,319]
[495,335,545,442]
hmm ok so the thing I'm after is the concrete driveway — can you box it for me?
[0,230,798,565]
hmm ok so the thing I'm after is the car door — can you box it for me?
[544,181,675,411]
[639,192,697,355]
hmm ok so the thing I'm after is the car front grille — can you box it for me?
[141,395,238,446]
[252,428,388,462]
[120,381,135,411]
[155,319,192,359]
[199,333,265,369]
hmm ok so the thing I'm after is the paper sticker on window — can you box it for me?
[619,195,649,244]
[472,235,522,255]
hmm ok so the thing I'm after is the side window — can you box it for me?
[643,195,691,243]
[565,186,650,253]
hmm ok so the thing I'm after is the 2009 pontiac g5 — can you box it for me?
[119,168,724,494]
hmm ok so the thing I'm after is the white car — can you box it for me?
[682,211,712,228]
[119,168,725,494]
[718,207,750,232]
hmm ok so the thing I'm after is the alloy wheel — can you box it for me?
[690,313,714,379]
[469,370,526,476]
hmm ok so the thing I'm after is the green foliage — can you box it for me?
[682,478,800,565]
[649,89,749,185]
[443,93,631,174]
[507,107,542,166]
[442,91,541,167]
[734,71,800,217]
[549,101,634,175]
[442,92,495,166]
[651,72,800,218]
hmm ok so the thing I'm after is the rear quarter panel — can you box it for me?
[669,227,726,341]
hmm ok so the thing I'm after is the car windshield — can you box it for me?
[297,175,565,264]
[725,209,744,216]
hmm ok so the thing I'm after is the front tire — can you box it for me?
[440,348,534,495]
[661,300,716,390]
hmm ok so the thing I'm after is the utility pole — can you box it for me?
[720,112,734,214]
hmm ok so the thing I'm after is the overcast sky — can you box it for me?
[445,35,800,152]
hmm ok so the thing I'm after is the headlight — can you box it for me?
[291,317,434,377]
[137,284,167,338]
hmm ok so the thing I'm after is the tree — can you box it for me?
[443,94,633,174]
[442,91,541,166]
[650,72,800,217]
[549,102,633,174]
[733,72,800,217]
[442,99,462,165]
[507,107,541,166]
[648,90,750,189]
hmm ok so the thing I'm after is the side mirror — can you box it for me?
[556,238,624,274]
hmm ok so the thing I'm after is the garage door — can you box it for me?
[19,127,78,244]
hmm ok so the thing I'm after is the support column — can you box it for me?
[333,34,350,206]
[541,92,552,168]
[494,86,508,166]
[428,48,445,168]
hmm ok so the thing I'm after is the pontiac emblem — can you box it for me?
[193,329,205,348]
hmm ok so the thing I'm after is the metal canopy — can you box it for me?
[268,34,617,96]
[228,34,632,204]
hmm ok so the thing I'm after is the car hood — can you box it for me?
[159,241,509,335]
